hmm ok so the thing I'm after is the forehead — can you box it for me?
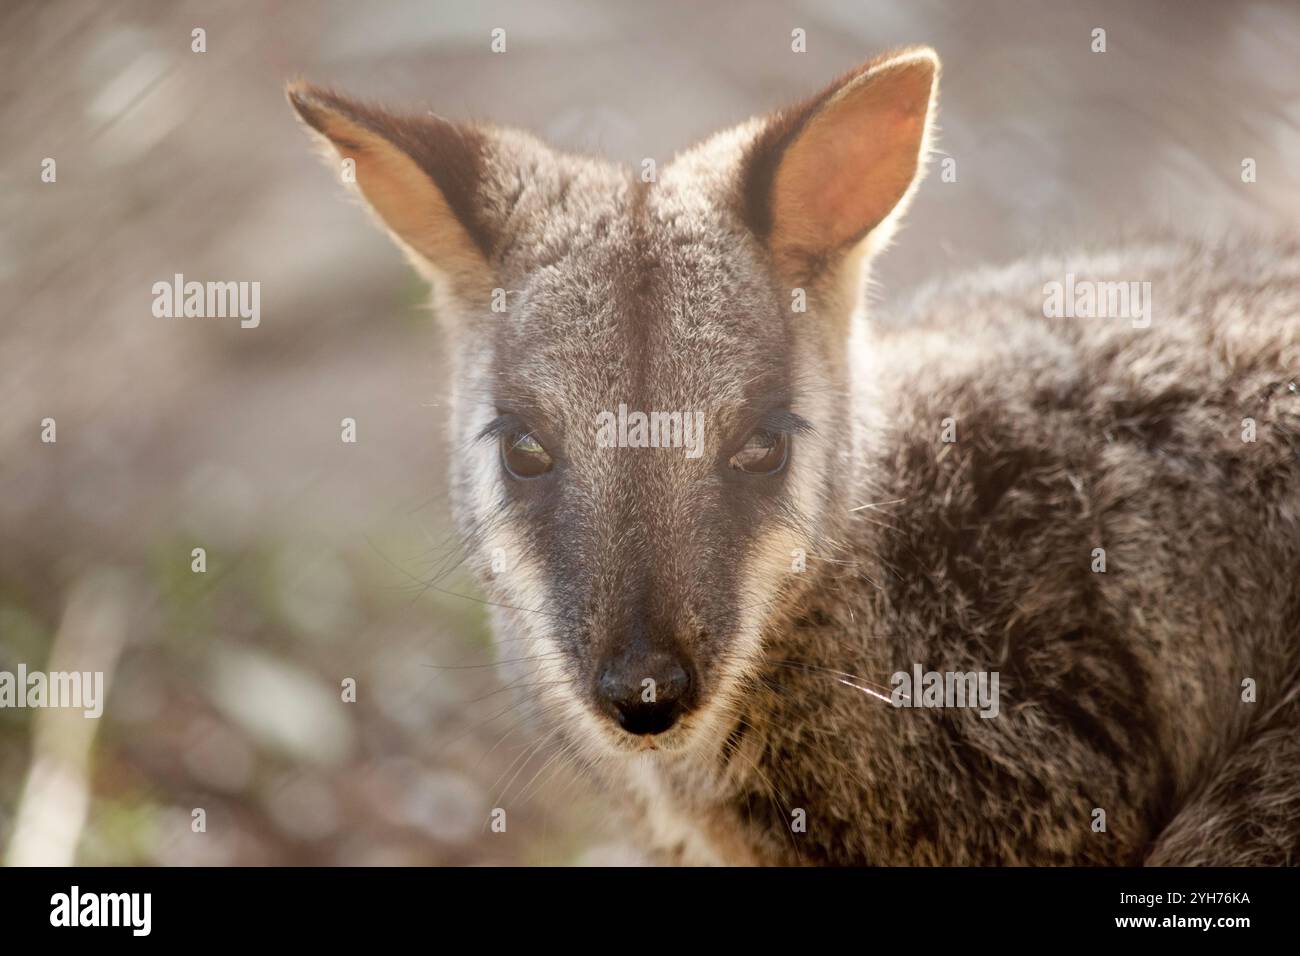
[490,181,791,432]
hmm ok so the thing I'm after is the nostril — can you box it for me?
[597,657,693,736]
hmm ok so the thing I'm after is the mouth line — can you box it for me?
[596,714,695,754]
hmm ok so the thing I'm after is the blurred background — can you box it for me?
[1,0,1297,866]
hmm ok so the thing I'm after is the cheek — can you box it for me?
[694,443,829,692]
[455,433,570,652]
[719,392,834,643]
[456,434,527,588]
[785,332,838,539]
[450,429,498,546]
[786,427,830,534]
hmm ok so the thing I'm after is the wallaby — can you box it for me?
[289,47,1300,865]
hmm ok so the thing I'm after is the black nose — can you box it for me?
[596,651,693,736]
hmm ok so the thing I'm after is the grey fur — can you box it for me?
[290,53,1300,866]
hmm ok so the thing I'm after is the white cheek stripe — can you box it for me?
[685,340,833,749]
[465,423,612,761]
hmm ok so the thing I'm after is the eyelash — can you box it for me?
[751,410,813,437]
[476,414,523,444]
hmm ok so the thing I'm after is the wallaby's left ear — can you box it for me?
[743,47,940,280]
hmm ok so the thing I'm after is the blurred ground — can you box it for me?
[1,0,1297,865]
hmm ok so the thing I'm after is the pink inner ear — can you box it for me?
[771,62,933,259]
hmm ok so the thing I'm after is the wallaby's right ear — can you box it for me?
[287,82,499,294]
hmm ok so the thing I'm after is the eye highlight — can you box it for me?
[500,427,554,479]
[729,427,790,475]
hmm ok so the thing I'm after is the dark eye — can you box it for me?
[728,428,789,475]
[501,428,554,479]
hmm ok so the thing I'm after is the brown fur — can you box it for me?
[289,49,1300,865]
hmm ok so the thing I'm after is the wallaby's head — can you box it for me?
[289,48,938,759]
